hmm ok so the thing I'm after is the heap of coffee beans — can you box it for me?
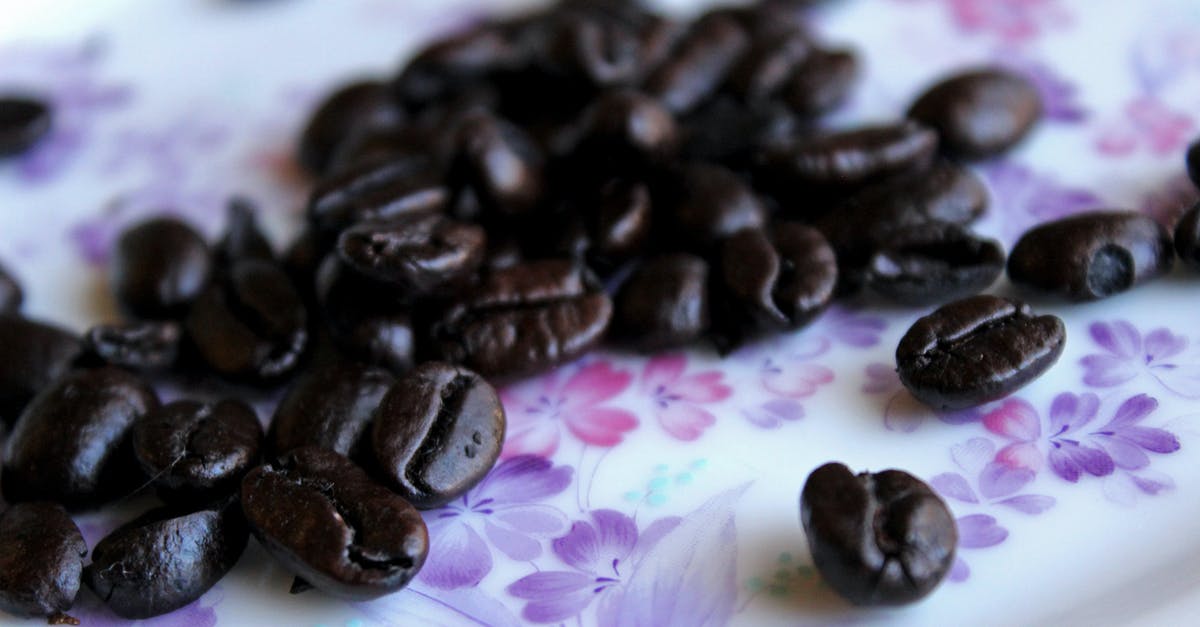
[4,0,1200,620]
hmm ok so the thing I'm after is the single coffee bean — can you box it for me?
[764,120,938,187]
[83,320,181,370]
[430,260,612,379]
[394,25,524,107]
[907,68,1042,160]
[308,154,448,239]
[612,253,709,351]
[644,14,750,114]
[801,462,957,606]
[866,222,1005,305]
[217,197,275,267]
[84,499,248,619]
[725,29,810,102]
[336,214,486,295]
[587,179,653,271]
[241,447,429,600]
[0,96,52,156]
[298,80,404,175]
[449,112,545,217]
[314,255,416,373]
[185,259,308,382]
[541,11,644,88]
[896,294,1065,410]
[112,217,212,320]
[574,89,679,174]
[270,362,394,458]
[327,124,429,176]
[662,162,767,252]
[1188,139,1200,189]
[0,315,81,425]
[0,503,87,620]
[132,399,263,502]
[0,261,22,313]
[371,362,505,509]
[680,96,798,168]
[783,47,860,116]
[1007,211,1174,301]
[2,367,158,509]
[1174,201,1200,270]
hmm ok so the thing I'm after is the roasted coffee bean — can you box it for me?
[0,96,52,156]
[1188,139,1200,189]
[715,224,836,345]
[449,112,545,217]
[270,362,394,458]
[431,260,612,379]
[299,81,403,175]
[0,316,81,425]
[315,255,416,373]
[394,26,523,107]
[783,47,860,116]
[907,68,1042,160]
[587,179,653,270]
[541,11,644,88]
[1007,211,1174,301]
[0,261,21,314]
[0,503,86,620]
[896,294,1065,410]
[308,154,448,238]
[371,362,505,508]
[185,259,308,382]
[217,197,275,266]
[2,367,158,509]
[132,399,263,502]
[112,217,212,320]
[1174,201,1200,270]
[801,462,957,606]
[662,163,767,252]
[764,121,938,187]
[241,447,429,600]
[612,253,709,351]
[337,214,486,295]
[644,14,750,114]
[85,499,247,619]
[866,222,1005,305]
[575,90,679,173]
[726,30,810,102]
[680,97,798,168]
[327,124,429,176]
[83,320,181,370]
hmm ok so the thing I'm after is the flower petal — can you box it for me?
[983,399,1041,441]
[1098,435,1150,470]
[500,421,561,460]
[1117,426,1180,454]
[761,363,834,398]
[669,371,732,403]
[1048,446,1081,483]
[478,456,573,505]
[956,514,1007,549]
[995,442,1043,472]
[929,472,978,504]
[418,522,492,589]
[493,504,570,536]
[978,462,1035,500]
[1144,328,1187,362]
[552,510,637,575]
[562,362,633,409]
[1080,355,1137,388]
[657,403,717,441]
[565,408,639,447]
[1089,320,1141,357]
[485,519,543,562]
[506,570,594,601]
[640,355,686,394]
[950,437,996,475]
[1103,394,1158,429]
[995,494,1056,515]
[1049,392,1099,435]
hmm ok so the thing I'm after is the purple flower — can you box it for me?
[815,305,887,349]
[932,438,1056,515]
[419,455,573,590]
[980,161,1102,245]
[945,514,1008,582]
[1000,58,1087,122]
[742,398,805,429]
[1081,321,1200,397]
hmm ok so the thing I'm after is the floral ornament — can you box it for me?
[1095,96,1193,157]
[1081,321,1200,398]
[814,305,888,349]
[980,161,1101,245]
[500,361,638,458]
[419,455,572,590]
[945,514,1008,582]
[638,355,731,441]
[862,363,982,432]
[898,0,1072,44]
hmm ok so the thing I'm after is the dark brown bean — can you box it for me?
[270,362,394,458]
[541,12,644,88]
[575,89,679,173]
[308,155,448,238]
[725,30,811,102]
[587,179,653,271]
[217,197,275,266]
[336,214,486,295]
[0,96,52,157]
[896,295,1065,410]
[0,315,80,426]
[299,81,403,175]
[0,261,21,314]
[1188,139,1200,189]
[644,14,750,114]
[907,68,1042,160]
[0,503,86,620]
[449,112,545,218]
[764,121,938,187]
[1174,201,1200,270]
[83,320,181,370]
[613,253,709,351]
[783,47,860,116]
[662,162,767,252]
[314,255,416,374]
[394,26,524,107]
[679,97,798,168]
[112,218,212,320]
[866,222,1005,305]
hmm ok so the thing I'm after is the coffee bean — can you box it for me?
[336,214,486,295]
[241,447,429,600]
[907,68,1042,160]
[308,154,448,239]
[132,399,263,502]
[449,112,545,218]
[84,499,248,619]
[764,121,938,187]
[0,261,22,314]
[327,124,428,176]
[896,294,1065,410]
[315,255,416,373]
[783,47,860,116]
[1007,211,1174,301]
[1174,201,1200,270]
[2,367,158,509]
[270,362,394,458]
[299,81,404,175]
[644,14,749,114]
[430,260,612,379]
[83,320,181,370]
[394,26,524,108]
[575,89,679,174]
[217,197,275,267]
[0,316,81,425]
[185,259,308,382]
[680,97,798,168]
[613,253,709,351]
[370,362,505,508]
[801,462,957,606]
[0,96,52,156]
[662,162,767,252]
[541,11,644,88]
[866,222,1005,305]
[112,218,212,320]
[1188,139,1200,189]
[0,503,86,620]
[586,179,653,271]
[726,29,810,102]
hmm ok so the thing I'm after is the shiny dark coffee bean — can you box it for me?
[0,261,21,313]
[541,12,644,88]
[371,362,505,509]
[896,295,1065,410]
[0,503,86,620]
[132,399,263,502]
[1188,139,1200,189]
[337,214,486,295]
[2,367,158,509]
[299,81,403,175]
[315,255,416,373]
[783,47,860,116]
[241,447,429,600]
[644,14,750,114]
[1007,211,1174,301]
[431,260,612,379]
[217,197,275,266]
[866,222,1005,305]
[662,163,767,252]
[83,320,181,370]
[308,154,448,238]
[587,179,653,270]
[112,218,212,320]
[185,259,308,382]
[327,124,429,176]
[1174,202,1200,270]
[270,362,394,458]
[801,462,957,607]
[449,112,545,217]
[575,90,679,173]
[726,30,810,102]
[0,315,81,425]
[395,26,523,107]
[765,121,938,187]
[612,253,709,351]
[0,96,52,156]
[84,499,248,619]
[716,224,837,345]
[907,68,1042,160]
[680,97,798,168]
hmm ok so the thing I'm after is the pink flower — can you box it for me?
[501,362,638,458]
[941,0,1070,43]
[1095,97,1193,157]
[759,357,833,398]
[639,355,731,441]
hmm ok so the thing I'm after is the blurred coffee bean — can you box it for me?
[0,96,52,157]
[866,222,1005,305]
[1174,201,1200,270]
[83,320,181,371]
[298,81,403,175]
[680,96,798,168]
[394,25,524,107]
[336,214,486,295]
[315,255,416,373]
[270,361,394,458]
[0,316,81,425]
[587,179,653,271]
[112,217,211,320]
[449,112,545,218]
[1188,139,1200,189]
[612,253,709,351]
[574,89,679,174]
[0,261,21,314]
[764,120,938,187]
[0,503,86,620]
[644,14,749,114]
[907,68,1042,160]
[726,30,810,101]
[308,155,448,238]
[217,197,275,266]
[662,162,767,252]
[783,47,860,116]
